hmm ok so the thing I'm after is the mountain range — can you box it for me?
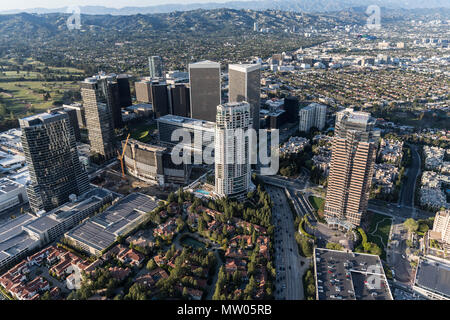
[1,0,449,15]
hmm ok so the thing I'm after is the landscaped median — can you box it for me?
[0,284,14,300]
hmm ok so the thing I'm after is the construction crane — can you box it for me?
[117,133,131,179]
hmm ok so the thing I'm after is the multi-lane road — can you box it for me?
[266,185,303,300]
[398,144,421,210]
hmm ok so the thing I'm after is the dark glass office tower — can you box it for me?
[96,75,123,129]
[117,74,132,109]
[169,84,190,118]
[189,61,221,122]
[284,96,299,123]
[151,84,170,119]
[228,64,261,130]
[19,111,90,213]
[81,76,117,160]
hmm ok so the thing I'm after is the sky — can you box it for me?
[0,0,235,11]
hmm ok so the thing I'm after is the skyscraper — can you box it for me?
[228,64,261,130]
[151,83,170,119]
[117,74,132,109]
[149,56,164,79]
[189,60,221,122]
[215,102,252,200]
[19,111,90,213]
[135,79,152,103]
[298,102,327,133]
[324,108,380,227]
[169,83,190,118]
[284,96,299,123]
[81,76,117,160]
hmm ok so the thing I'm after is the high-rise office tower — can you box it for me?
[135,79,152,103]
[189,60,221,122]
[149,56,164,79]
[169,83,190,118]
[151,83,170,119]
[81,77,117,160]
[19,111,90,213]
[215,102,252,200]
[117,74,132,108]
[228,64,261,130]
[324,108,380,227]
[284,96,299,123]
[299,102,327,132]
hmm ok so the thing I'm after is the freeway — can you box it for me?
[398,144,421,211]
[266,185,303,300]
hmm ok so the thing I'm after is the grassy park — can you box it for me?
[367,212,392,260]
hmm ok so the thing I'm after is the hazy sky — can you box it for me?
[0,0,235,11]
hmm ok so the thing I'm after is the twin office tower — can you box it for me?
[166,60,261,130]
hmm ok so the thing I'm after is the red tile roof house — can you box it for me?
[109,267,131,282]
[175,285,203,300]
[10,277,50,300]
[135,267,169,289]
[117,248,145,267]
[230,235,253,249]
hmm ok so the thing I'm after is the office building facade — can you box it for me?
[189,61,221,122]
[169,83,190,118]
[117,74,132,109]
[215,102,252,200]
[324,109,380,227]
[228,64,261,130]
[19,111,90,213]
[122,139,189,186]
[135,80,152,103]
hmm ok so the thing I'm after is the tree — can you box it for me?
[147,259,156,270]
[404,218,419,233]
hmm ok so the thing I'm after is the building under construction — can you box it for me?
[121,138,190,186]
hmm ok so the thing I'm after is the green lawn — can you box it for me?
[367,212,392,260]
[0,81,80,117]
[309,196,325,216]
[128,122,157,143]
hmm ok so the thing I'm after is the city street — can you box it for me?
[398,144,421,209]
[266,185,303,300]
[386,217,414,285]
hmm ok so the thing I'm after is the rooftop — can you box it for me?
[414,257,450,299]
[66,193,158,254]
[314,248,393,300]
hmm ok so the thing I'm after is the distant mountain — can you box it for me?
[1,0,449,15]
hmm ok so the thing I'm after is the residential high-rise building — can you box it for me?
[19,111,90,213]
[63,103,86,130]
[81,76,117,160]
[117,74,132,108]
[432,210,450,246]
[228,64,261,130]
[48,106,81,142]
[215,102,252,200]
[299,102,327,132]
[149,56,164,79]
[189,60,221,122]
[324,108,380,227]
